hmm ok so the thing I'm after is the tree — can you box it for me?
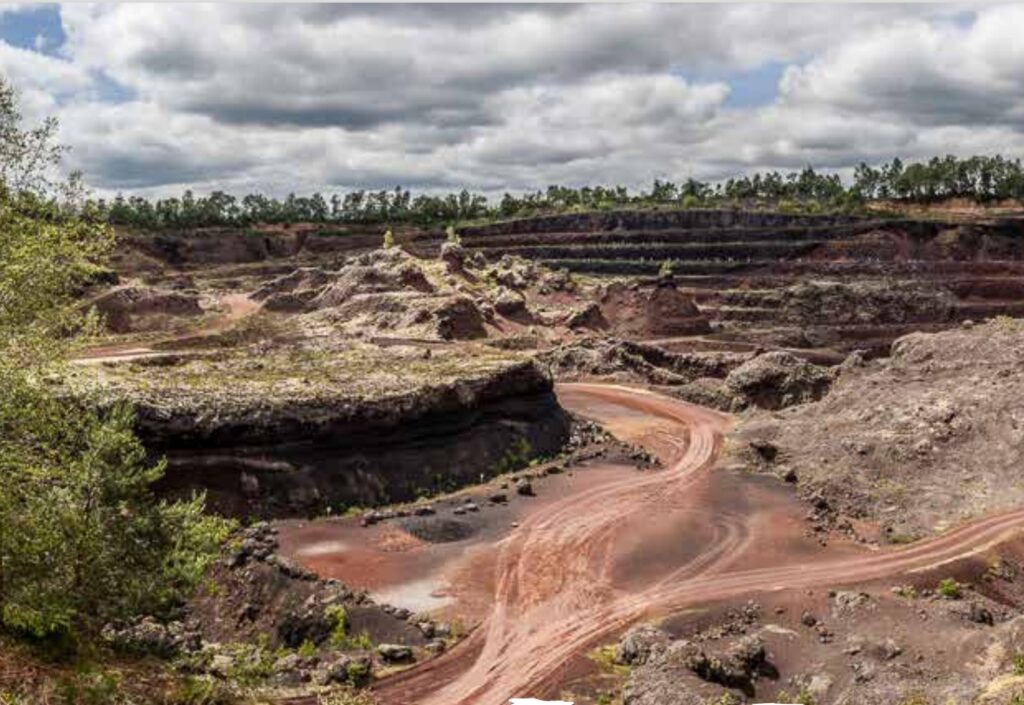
[0,77,231,642]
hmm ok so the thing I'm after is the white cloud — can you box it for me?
[2,3,1020,197]
[780,5,1024,128]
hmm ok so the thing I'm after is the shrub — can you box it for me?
[1013,652,1024,676]
[318,688,376,705]
[0,78,233,643]
[937,578,962,599]
[382,229,395,249]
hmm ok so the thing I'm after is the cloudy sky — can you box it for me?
[1,3,1023,198]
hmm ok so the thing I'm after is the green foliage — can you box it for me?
[221,636,279,686]
[937,578,962,599]
[1013,652,1024,676]
[169,676,235,705]
[297,639,317,659]
[493,437,532,475]
[776,688,816,705]
[382,229,395,249]
[80,153,1024,232]
[703,695,741,705]
[895,695,930,705]
[892,584,918,599]
[0,78,233,643]
[326,604,374,651]
[658,259,675,278]
[588,644,629,675]
[79,153,1024,233]
[317,688,377,705]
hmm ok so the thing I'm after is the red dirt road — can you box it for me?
[372,383,1024,705]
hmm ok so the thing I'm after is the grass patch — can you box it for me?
[588,644,629,676]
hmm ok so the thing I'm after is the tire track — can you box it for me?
[374,383,1024,705]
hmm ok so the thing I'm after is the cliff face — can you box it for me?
[74,344,570,518]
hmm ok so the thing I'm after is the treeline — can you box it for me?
[92,155,1024,230]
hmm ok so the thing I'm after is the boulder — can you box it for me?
[617,624,670,666]
[494,287,528,317]
[377,643,414,663]
[515,478,535,496]
[440,241,467,272]
[566,302,607,330]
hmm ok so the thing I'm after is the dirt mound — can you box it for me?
[310,249,436,309]
[88,285,204,333]
[598,279,711,337]
[251,249,491,340]
[735,319,1024,542]
[249,266,329,303]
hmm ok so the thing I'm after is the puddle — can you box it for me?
[293,539,349,557]
[370,576,455,613]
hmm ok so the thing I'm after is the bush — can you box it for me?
[937,578,962,599]
[0,78,233,644]
[1013,652,1024,676]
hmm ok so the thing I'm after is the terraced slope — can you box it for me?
[413,210,1024,356]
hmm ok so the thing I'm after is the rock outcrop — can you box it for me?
[78,344,570,517]
[723,351,835,411]
[88,285,204,333]
[735,319,1024,541]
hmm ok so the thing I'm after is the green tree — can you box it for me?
[0,77,231,642]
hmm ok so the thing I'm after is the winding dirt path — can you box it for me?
[373,383,1024,705]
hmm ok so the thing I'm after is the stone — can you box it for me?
[209,653,235,678]
[377,643,414,663]
[273,653,302,674]
[317,655,353,685]
[967,602,994,625]
[617,624,670,666]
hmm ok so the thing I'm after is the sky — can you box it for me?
[1,3,1023,198]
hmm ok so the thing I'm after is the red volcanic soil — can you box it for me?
[277,384,1024,705]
